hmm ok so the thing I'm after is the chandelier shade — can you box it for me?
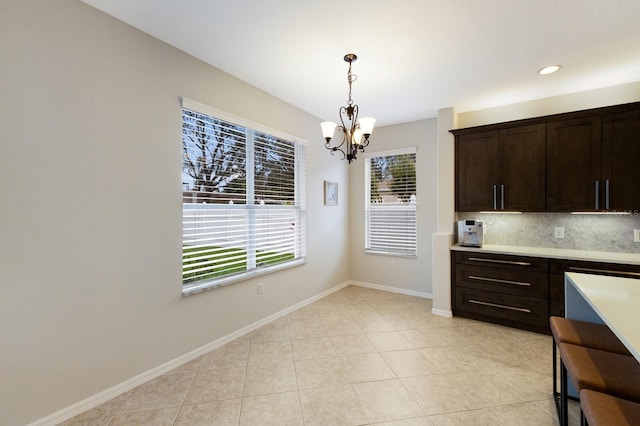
[322,54,375,163]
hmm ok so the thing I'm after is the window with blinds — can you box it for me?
[181,98,307,295]
[365,148,417,257]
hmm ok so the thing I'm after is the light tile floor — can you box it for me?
[62,285,580,425]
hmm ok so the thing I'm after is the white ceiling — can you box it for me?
[82,0,640,126]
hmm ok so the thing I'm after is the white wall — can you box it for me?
[349,119,438,297]
[0,1,349,424]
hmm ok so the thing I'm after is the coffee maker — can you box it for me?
[457,220,484,247]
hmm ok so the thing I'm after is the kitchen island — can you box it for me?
[565,272,640,361]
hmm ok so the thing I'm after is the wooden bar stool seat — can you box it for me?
[580,389,640,426]
[550,317,631,355]
[559,343,640,426]
[549,316,632,424]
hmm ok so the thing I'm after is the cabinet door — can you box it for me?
[455,131,499,211]
[499,124,546,211]
[602,110,640,212]
[546,117,601,211]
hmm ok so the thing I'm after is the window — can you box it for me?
[181,98,306,295]
[365,148,417,257]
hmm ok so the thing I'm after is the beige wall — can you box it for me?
[3,1,640,424]
[0,1,349,424]
[348,119,438,296]
[458,81,640,127]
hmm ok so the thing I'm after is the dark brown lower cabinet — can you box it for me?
[452,251,550,334]
[452,250,640,335]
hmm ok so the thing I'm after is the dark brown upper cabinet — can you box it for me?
[455,124,545,212]
[546,117,601,212]
[602,109,640,212]
[547,109,640,212]
[455,130,499,212]
[453,101,640,213]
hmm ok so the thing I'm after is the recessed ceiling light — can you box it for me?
[538,65,561,75]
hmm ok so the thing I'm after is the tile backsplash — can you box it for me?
[457,212,640,253]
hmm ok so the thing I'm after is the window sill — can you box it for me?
[365,250,417,259]
[182,258,307,296]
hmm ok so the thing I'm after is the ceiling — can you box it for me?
[82,0,640,126]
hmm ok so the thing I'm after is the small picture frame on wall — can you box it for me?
[324,181,338,206]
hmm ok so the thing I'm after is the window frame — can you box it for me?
[364,147,418,258]
[181,98,307,295]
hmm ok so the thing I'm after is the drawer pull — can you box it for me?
[468,299,532,313]
[468,275,531,287]
[568,267,640,278]
[468,257,532,266]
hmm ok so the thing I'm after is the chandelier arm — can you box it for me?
[359,135,370,151]
[340,106,356,161]
[330,147,346,160]
[350,104,360,159]
[324,126,347,150]
[324,118,348,160]
[350,104,359,132]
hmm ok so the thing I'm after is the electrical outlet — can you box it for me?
[257,282,263,294]
[554,227,565,239]
[634,229,640,243]
[390,262,396,270]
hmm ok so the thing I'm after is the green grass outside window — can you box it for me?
[183,245,294,284]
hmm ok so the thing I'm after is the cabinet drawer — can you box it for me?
[455,287,549,328]
[549,259,640,277]
[455,252,548,272]
[456,264,548,298]
[550,260,640,304]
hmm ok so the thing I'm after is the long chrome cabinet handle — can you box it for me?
[501,184,505,210]
[605,179,610,210]
[468,299,532,313]
[493,185,497,210]
[468,275,532,287]
[568,266,640,277]
[468,257,532,266]
[595,180,600,210]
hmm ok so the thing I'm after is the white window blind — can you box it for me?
[365,149,417,257]
[181,99,306,294]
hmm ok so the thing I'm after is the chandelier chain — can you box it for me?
[347,62,357,107]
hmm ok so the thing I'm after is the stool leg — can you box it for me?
[553,340,563,422]
[553,340,559,398]
[561,361,569,426]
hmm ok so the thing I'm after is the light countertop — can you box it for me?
[566,272,640,361]
[451,244,640,266]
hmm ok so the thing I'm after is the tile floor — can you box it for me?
[62,285,580,425]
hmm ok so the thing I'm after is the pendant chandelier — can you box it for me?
[321,53,376,163]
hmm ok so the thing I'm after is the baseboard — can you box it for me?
[431,308,453,318]
[349,280,433,299]
[30,280,351,426]
[348,280,448,316]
